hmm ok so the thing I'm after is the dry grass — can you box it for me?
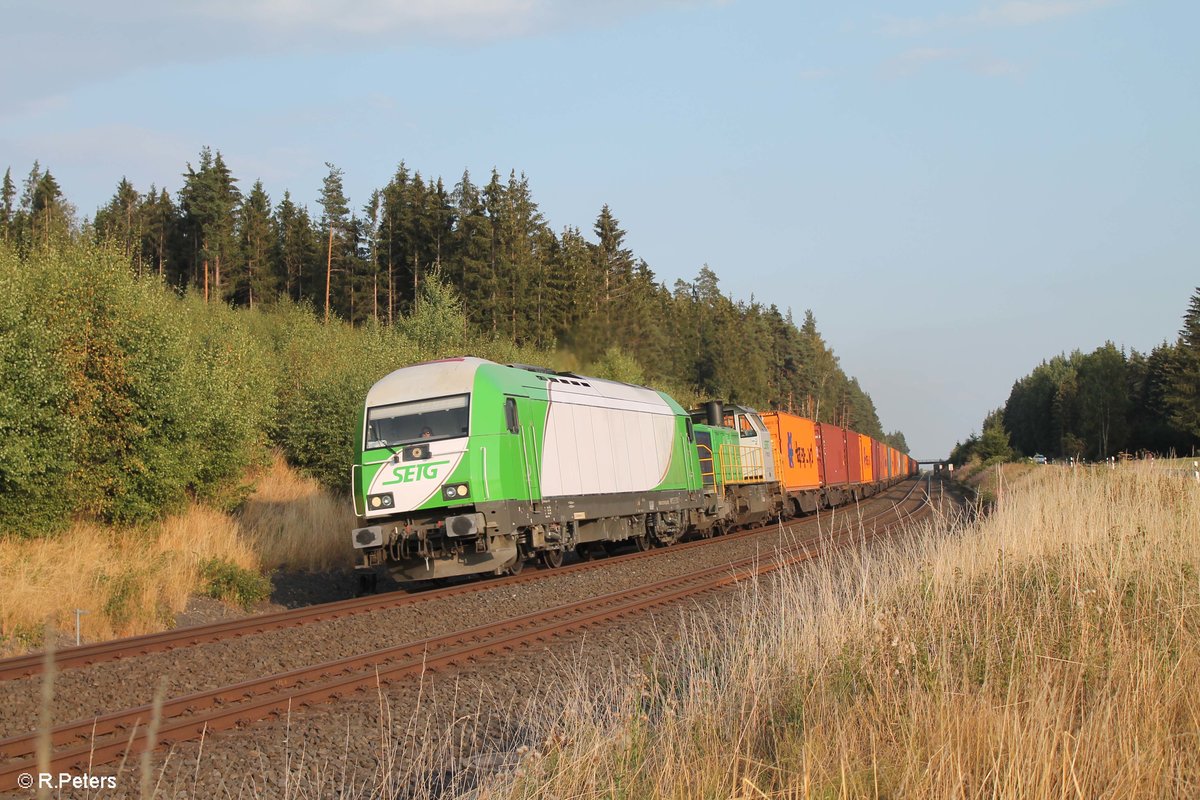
[0,454,354,655]
[238,453,356,572]
[462,465,1200,799]
[0,509,251,652]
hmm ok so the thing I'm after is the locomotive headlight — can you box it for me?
[442,483,470,501]
[367,492,394,510]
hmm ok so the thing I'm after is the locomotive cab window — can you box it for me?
[739,416,755,438]
[365,394,469,449]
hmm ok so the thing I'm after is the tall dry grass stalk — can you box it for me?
[0,454,353,655]
[466,466,1200,799]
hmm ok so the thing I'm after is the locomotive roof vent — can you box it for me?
[507,363,557,375]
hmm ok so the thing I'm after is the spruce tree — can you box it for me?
[274,192,318,303]
[0,167,15,243]
[235,180,275,308]
[1166,287,1200,440]
[94,178,141,265]
[362,190,383,323]
[179,147,240,299]
[140,186,179,282]
[450,170,492,330]
[29,169,73,246]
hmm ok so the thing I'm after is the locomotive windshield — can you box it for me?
[365,394,470,449]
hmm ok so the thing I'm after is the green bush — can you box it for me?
[0,247,562,530]
[0,243,283,533]
[0,243,198,526]
[587,346,647,385]
[199,557,271,608]
[264,304,417,490]
[181,298,276,506]
[0,246,75,531]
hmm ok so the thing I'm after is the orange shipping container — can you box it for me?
[858,433,874,483]
[761,411,821,491]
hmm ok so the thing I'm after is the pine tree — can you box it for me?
[318,163,351,322]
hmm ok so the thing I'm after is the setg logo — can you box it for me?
[382,460,450,486]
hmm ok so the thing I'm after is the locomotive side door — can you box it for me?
[504,394,543,505]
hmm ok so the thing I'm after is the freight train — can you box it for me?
[350,358,918,584]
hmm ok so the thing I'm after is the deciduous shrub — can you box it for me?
[0,243,278,533]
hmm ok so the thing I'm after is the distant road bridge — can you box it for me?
[916,459,949,472]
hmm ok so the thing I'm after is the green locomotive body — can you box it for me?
[351,358,709,581]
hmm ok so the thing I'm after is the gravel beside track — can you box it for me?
[0,478,938,799]
[54,479,939,800]
[0,490,905,739]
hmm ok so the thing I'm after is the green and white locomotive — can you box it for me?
[351,358,746,582]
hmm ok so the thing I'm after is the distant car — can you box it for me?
[1033,454,1047,465]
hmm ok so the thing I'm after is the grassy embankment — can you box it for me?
[0,455,352,654]
[370,463,1198,799]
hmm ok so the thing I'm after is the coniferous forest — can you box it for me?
[0,152,905,535]
[950,288,1200,466]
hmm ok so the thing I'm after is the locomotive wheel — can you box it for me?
[712,524,727,538]
[633,534,652,552]
[539,548,564,569]
[504,556,524,576]
[575,543,597,561]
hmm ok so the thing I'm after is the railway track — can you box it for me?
[0,478,923,683]
[0,475,931,790]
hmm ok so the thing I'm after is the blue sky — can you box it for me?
[3,0,1197,458]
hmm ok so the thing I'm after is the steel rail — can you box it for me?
[0,478,922,682]
[0,477,930,789]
